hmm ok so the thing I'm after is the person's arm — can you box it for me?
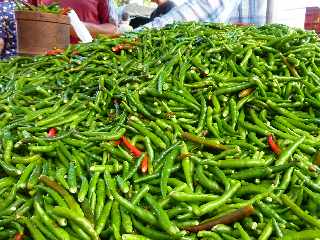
[83,22,118,37]
[0,38,4,53]
[138,0,242,29]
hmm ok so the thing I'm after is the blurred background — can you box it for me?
[117,0,320,28]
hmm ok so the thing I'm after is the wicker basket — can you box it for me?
[15,10,70,56]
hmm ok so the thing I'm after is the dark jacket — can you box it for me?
[150,1,176,19]
[130,1,176,29]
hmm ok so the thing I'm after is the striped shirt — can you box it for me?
[107,0,119,26]
[141,0,268,29]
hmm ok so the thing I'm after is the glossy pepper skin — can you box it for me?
[118,136,149,173]
[47,128,57,138]
[268,135,281,155]
[46,49,64,56]
[121,136,142,157]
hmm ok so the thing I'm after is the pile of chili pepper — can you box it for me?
[1,22,320,240]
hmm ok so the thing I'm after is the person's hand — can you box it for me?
[83,22,118,37]
[108,32,122,39]
[0,38,4,53]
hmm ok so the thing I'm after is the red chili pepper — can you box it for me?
[121,136,142,157]
[114,140,122,146]
[46,50,55,56]
[48,128,57,138]
[112,46,120,53]
[120,136,149,172]
[112,44,134,53]
[268,135,281,155]
[46,49,64,56]
[14,233,24,240]
[60,7,72,15]
[71,50,80,56]
[141,155,148,173]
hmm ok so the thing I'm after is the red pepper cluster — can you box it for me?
[46,49,64,56]
[111,44,134,54]
[60,7,72,15]
[115,136,148,173]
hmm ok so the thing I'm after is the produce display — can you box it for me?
[14,1,69,15]
[1,22,320,239]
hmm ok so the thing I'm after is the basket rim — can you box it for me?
[15,10,70,25]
